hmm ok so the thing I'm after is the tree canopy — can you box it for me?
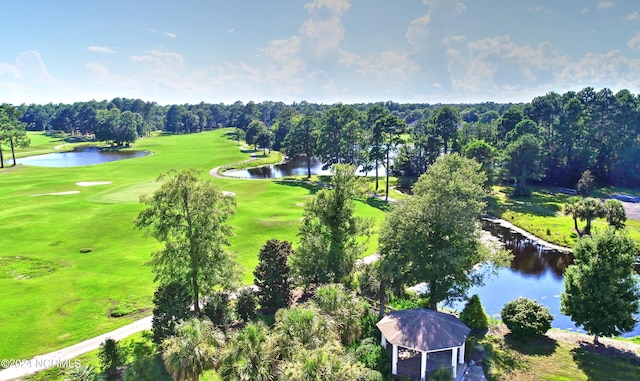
[379,154,494,310]
[561,229,640,344]
[135,169,240,315]
[289,164,372,286]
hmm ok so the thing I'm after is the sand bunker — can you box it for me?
[221,191,236,197]
[76,181,113,187]
[30,191,80,196]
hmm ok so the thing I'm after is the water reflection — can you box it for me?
[481,220,572,280]
[223,156,388,179]
[16,146,149,167]
[459,220,640,337]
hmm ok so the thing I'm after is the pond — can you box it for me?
[223,156,388,179]
[451,220,640,337]
[16,146,150,167]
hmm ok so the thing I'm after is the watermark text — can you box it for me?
[1,358,81,369]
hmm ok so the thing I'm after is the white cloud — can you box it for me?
[226,27,235,33]
[581,7,590,14]
[627,12,639,20]
[598,1,614,10]
[528,6,550,14]
[88,46,116,54]
[165,32,177,38]
[406,0,465,45]
[627,32,640,51]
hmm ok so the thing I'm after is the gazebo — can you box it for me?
[377,308,470,380]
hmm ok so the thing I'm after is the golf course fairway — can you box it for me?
[0,129,386,360]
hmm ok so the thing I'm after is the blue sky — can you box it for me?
[1,0,640,105]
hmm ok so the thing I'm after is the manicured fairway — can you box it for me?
[0,129,386,360]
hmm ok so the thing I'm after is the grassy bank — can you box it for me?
[470,326,640,380]
[0,128,386,360]
[487,185,640,249]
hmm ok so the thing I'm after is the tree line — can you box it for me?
[8,86,640,190]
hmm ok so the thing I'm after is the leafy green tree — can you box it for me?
[255,129,273,154]
[505,133,545,197]
[431,105,460,154]
[603,199,626,230]
[219,322,274,381]
[245,120,267,149]
[576,169,595,196]
[234,128,245,146]
[283,114,319,178]
[379,154,497,310]
[289,165,373,286]
[203,292,234,332]
[376,114,406,201]
[561,229,640,344]
[99,338,124,381]
[0,104,30,167]
[136,169,240,316]
[463,139,497,184]
[459,294,489,331]
[152,282,193,344]
[365,104,390,192]
[313,284,367,346]
[317,104,360,168]
[235,288,257,323]
[505,118,538,142]
[253,239,292,310]
[501,297,553,341]
[162,318,225,381]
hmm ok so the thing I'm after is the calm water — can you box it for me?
[455,220,640,337]
[223,156,388,178]
[16,146,149,167]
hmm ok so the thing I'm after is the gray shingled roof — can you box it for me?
[377,308,470,352]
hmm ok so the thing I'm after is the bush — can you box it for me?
[98,338,124,381]
[235,287,257,322]
[430,367,452,381]
[460,294,489,331]
[203,292,233,331]
[501,297,553,341]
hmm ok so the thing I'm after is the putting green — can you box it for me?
[0,128,386,360]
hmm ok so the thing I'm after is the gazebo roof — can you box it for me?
[377,308,470,352]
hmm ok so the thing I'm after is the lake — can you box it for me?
[223,156,388,179]
[16,146,150,167]
[453,220,640,337]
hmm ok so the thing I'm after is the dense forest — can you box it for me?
[9,86,640,189]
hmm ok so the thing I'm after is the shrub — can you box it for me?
[235,287,257,323]
[431,367,452,381]
[151,282,192,344]
[203,292,233,331]
[459,294,489,331]
[501,297,553,341]
[98,338,124,381]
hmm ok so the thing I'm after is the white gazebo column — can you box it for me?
[381,335,387,349]
[392,344,398,375]
[451,347,458,378]
[459,342,465,364]
[420,351,427,381]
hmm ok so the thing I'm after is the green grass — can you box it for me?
[0,128,387,360]
[487,185,640,249]
[472,330,640,380]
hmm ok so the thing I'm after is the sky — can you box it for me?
[1,0,640,105]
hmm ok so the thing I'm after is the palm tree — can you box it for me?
[162,318,224,381]
[219,322,274,381]
[271,305,336,361]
